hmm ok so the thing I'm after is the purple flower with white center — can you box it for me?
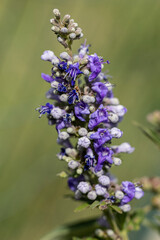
[88,104,108,130]
[65,62,83,86]
[77,181,90,194]
[41,73,54,83]
[88,54,103,82]
[95,184,107,196]
[95,147,113,172]
[113,142,135,154]
[110,127,123,138]
[78,136,91,148]
[68,175,84,192]
[68,89,79,104]
[92,82,108,104]
[90,128,112,150]
[74,101,90,121]
[36,103,53,117]
[98,175,110,186]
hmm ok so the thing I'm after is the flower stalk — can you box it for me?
[37,8,144,240]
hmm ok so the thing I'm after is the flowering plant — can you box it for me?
[37,9,146,240]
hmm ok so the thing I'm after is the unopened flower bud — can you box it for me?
[72,22,78,28]
[106,229,115,238]
[51,107,63,119]
[113,157,122,166]
[108,113,119,123]
[95,229,105,238]
[62,14,70,24]
[59,94,68,102]
[115,190,124,200]
[69,33,76,39]
[51,26,60,33]
[60,52,70,60]
[70,27,75,33]
[59,131,69,140]
[53,9,60,19]
[77,168,83,175]
[68,160,79,169]
[70,19,74,23]
[98,176,110,186]
[78,137,91,148]
[87,191,97,200]
[60,27,68,33]
[75,28,82,35]
[51,81,59,88]
[78,128,88,136]
[110,127,123,138]
[50,18,58,25]
[77,181,90,194]
[83,69,90,75]
[120,204,131,212]
[89,105,96,113]
[95,184,107,196]
[67,127,74,134]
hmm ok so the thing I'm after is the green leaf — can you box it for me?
[134,122,160,148]
[89,201,100,209]
[110,205,122,214]
[74,203,90,212]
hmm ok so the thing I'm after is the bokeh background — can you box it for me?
[0,0,160,239]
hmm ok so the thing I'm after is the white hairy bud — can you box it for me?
[113,157,122,166]
[78,128,88,136]
[58,132,69,140]
[59,94,68,102]
[115,190,124,200]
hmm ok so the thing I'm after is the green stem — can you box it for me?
[104,209,129,240]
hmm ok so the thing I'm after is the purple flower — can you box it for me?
[41,50,58,62]
[58,61,68,71]
[58,83,67,93]
[88,54,104,81]
[68,175,85,192]
[95,147,113,172]
[68,89,79,104]
[121,181,135,204]
[36,103,53,117]
[88,104,108,130]
[74,101,90,121]
[41,73,54,83]
[90,128,112,150]
[78,40,90,58]
[65,62,83,86]
[92,82,108,103]
[84,148,96,170]
[56,113,72,132]
[113,143,135,154]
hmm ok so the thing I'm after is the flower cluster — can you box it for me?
[37,9,144,213]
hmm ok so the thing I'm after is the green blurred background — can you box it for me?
[0,0,160,239]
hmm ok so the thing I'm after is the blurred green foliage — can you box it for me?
[0,0,160,239]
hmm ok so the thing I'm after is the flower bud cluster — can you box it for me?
[37,9,144,214]
[50,9,83,50]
